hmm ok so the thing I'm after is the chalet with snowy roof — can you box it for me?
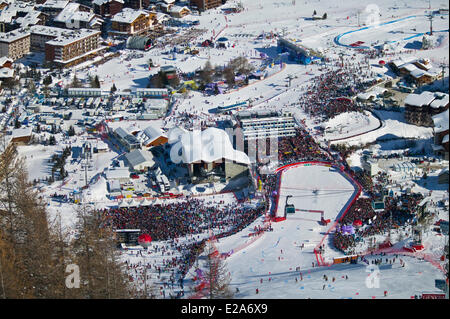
[54,2,104,30]
[38,0,70,18]
[0,1,46,32]
[432,109,449,160]
[0,56,13,69]
[110,8,156,36]
[404,91,449,127]
[9,127,33,145]
[169,6,191,18]
[389,57,442,85]
[15,11,47,28]
[93,0,124,17]
[135,126,168,149]
[0,66,14,79]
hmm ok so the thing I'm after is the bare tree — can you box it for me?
[203,241,234,299]
[223,67,235,88]
[200,60,214,84]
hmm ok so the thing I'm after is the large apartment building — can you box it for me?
[0,30,31,60]
[235,110,296,141]
[44,29,102,67]
[404,91,449,127]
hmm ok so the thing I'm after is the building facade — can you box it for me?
[189,0,223,11]
[44,29,102,67]
[93,0,124,17]
[110,8,156,36]
[0,30,31,60]
[404,91,449,127]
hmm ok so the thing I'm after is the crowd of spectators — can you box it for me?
[295,67,377,121]
[99,199,266,242]
[278,128,331,164]
[333,188,424,253]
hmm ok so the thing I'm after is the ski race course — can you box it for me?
[210,162,445,299]
[335,14,449,49]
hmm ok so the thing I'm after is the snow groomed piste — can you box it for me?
[334,15,448,49]
[273,161,362,266]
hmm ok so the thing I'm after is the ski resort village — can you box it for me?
[0,0,449,301]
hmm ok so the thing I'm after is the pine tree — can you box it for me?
[71,206,130,298]
[203,241,234,299]
[68,125,75,137]
[0,142,67,298]
[27,79,36,94]
[43,75,52,86]
[14,118,21,129]
[71,74,81,88]
[90,75,100,88]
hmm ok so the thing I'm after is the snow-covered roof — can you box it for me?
[125,149,155,168]
[0,1,35,25]
[0,56,13,65]
[404,91,436,107]
[11,127,32,138]
[136,125,167,146]
[95,141,108,151]
[401,63,418,72]
[114,127,130,139]
[169,127,250,165]
[170,5,190,14]
[410,68,427,79]
[443,134,449,144]
[414,60,433,70]
[111,8,149,24]
[55,2,98,24]
[0,28,30,43]
[432,109,449,133]
[357,86,386,100]
[156,12,170,21]
[39,0,69,9]
[45,28,100,46]
[105,168,130,180]
[167,126,188,144]
[15,11,43,27]
[429,93,449,109]
[93,0,124,5]
[391,56,417,68]
[0,67,14,78]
